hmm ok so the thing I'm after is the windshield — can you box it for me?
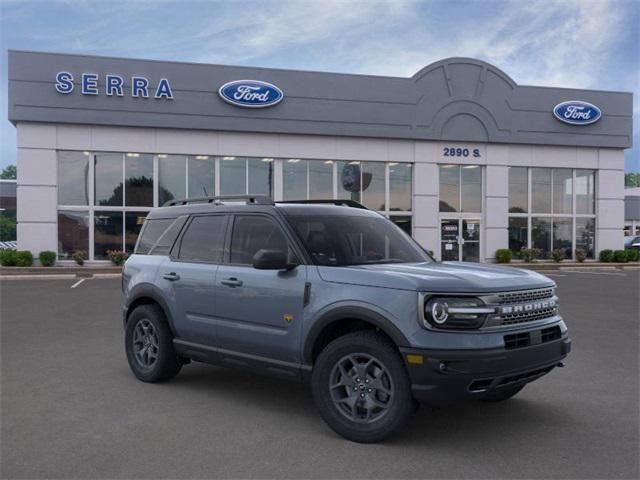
[286,214,431,266]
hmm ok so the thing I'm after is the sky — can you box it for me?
[0,0,638,172]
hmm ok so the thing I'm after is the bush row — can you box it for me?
[0,249,129,266]
[495,247,640,263]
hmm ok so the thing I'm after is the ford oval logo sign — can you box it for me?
[553,100,601,125]
[218,80,283,108]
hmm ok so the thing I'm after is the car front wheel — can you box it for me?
[312,330,416,443]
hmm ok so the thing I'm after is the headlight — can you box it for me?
[423,296,495,329]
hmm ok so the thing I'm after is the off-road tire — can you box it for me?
[312,330,415,443]
[125,304,182,382]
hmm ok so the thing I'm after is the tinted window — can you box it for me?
[230,216,288,264]
[135,218,174,254]
[287,214,429,266]
[178,215,227,263]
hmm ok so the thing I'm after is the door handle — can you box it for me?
[221,277,243,287]
[162,272,180,281]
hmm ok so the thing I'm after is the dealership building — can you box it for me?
[7,50,633,262]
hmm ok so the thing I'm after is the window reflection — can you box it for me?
[125,153,153,206]
[95,153,123,206]
[531,168,552,213]
[508,167,528,213]
[508,217,527,257]
[552,217,572,257]
[576,170,595,214]
[188,156,215,198]
[248,158,272,195]
[220,156,246,196]
[361,162,385,210]
[283,159,307,200]
[58,151,90,205]
[439,165,459,212]
[94,211,123,259]
[58,210,89,259]
[125,212,147,252]
[461,165,481,213]
[531,217,551,259]
[337,161,361,202]
[552,169,572,214]
[308,161,333,200]
[389,163,411,211]
[158,155,186,205]
[576,218,595,258]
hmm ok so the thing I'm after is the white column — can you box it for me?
[596,149,625,253]
[16,123,58,258]
[413,142,439,257]
[484,165,509,262]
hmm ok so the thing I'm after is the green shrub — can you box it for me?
[613,250,628,263]
[14,250,34,267]
[520,248,533,262]
[107,250,128,266]
[626,249,639,262]
[599,249,614,262]
[495,249,512,263]
[72,250,87,266]
[551,249,565,263]
[427,250,435,258]
[39,250,57,267]
[0,249,18,266]
[575,249,587,263]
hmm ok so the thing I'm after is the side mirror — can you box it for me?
[252,249,296,270]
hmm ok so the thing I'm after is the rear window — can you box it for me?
[135,216,186,255]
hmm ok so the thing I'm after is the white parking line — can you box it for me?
[70,278,86,288]
[543,273,567,277]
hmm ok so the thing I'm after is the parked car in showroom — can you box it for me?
[624,235,640,250]
[121,196,571,443]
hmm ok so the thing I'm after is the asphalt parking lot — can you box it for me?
[1,269,639,479]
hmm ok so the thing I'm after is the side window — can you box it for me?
[230,216,289,265]
[151,216,187,255]
[135,218,174,255]
[178,215,227,263]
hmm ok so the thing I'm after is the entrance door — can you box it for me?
[440,218,481,262]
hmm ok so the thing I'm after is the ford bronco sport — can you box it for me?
[122,195,571,443]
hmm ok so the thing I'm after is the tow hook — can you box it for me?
[557,362,565,368]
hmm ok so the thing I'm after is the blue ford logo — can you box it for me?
[218,80,283,108]
[553,100,601,125]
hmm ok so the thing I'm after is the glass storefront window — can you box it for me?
[94,211,123,259]
[57,210,89,259]
[461,165,481,213]
[508,217,527,258]
[576,169,595,214]
[552,217,572,258]
[188,156,215,198]
[308,160,333,200]
[531,168,552,213]
[576,218,595,258]
[220,156,246,196]
[125,153,153,206]
[125,212,148,252]
[508,167,528,213]
[248,158,273,195]
[95,153,123,207]
[58,151,90,205]
[390,216,412,236]
[439,165,459,212]
[337,161,361,202]
[158,155,186,205]
[361,162,386,211]
[389,163,412,211]
[283,159,307,200]
[552,169,572,214]
[531,217,551,259]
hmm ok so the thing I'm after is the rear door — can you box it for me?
[157,214,228,346]
[214,214,307,363]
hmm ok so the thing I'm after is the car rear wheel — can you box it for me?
[125,304,182,382]
[312,331,415,443]
[479,384,524,402]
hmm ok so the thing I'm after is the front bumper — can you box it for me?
[400,334,571,406]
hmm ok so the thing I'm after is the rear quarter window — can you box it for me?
[134,216,186,255]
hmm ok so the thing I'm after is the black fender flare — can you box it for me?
[125,284,177,336]
[302,305,410,365]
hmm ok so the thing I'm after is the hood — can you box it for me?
[317,261,554,293]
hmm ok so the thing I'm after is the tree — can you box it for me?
[625,172,640,188]
[1,165,16,179]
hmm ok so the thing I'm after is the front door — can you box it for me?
[214,214,307,363]
[440,218,481,262]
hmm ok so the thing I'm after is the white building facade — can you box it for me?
[8,51,633,262]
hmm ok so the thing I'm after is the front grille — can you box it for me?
[496,287,557,325]
[497,288,554,305]
[504,326,562,350]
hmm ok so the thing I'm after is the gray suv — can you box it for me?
[122,196,571,443]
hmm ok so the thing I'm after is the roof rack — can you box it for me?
[163,195,274,207]
[277,199,367,209]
